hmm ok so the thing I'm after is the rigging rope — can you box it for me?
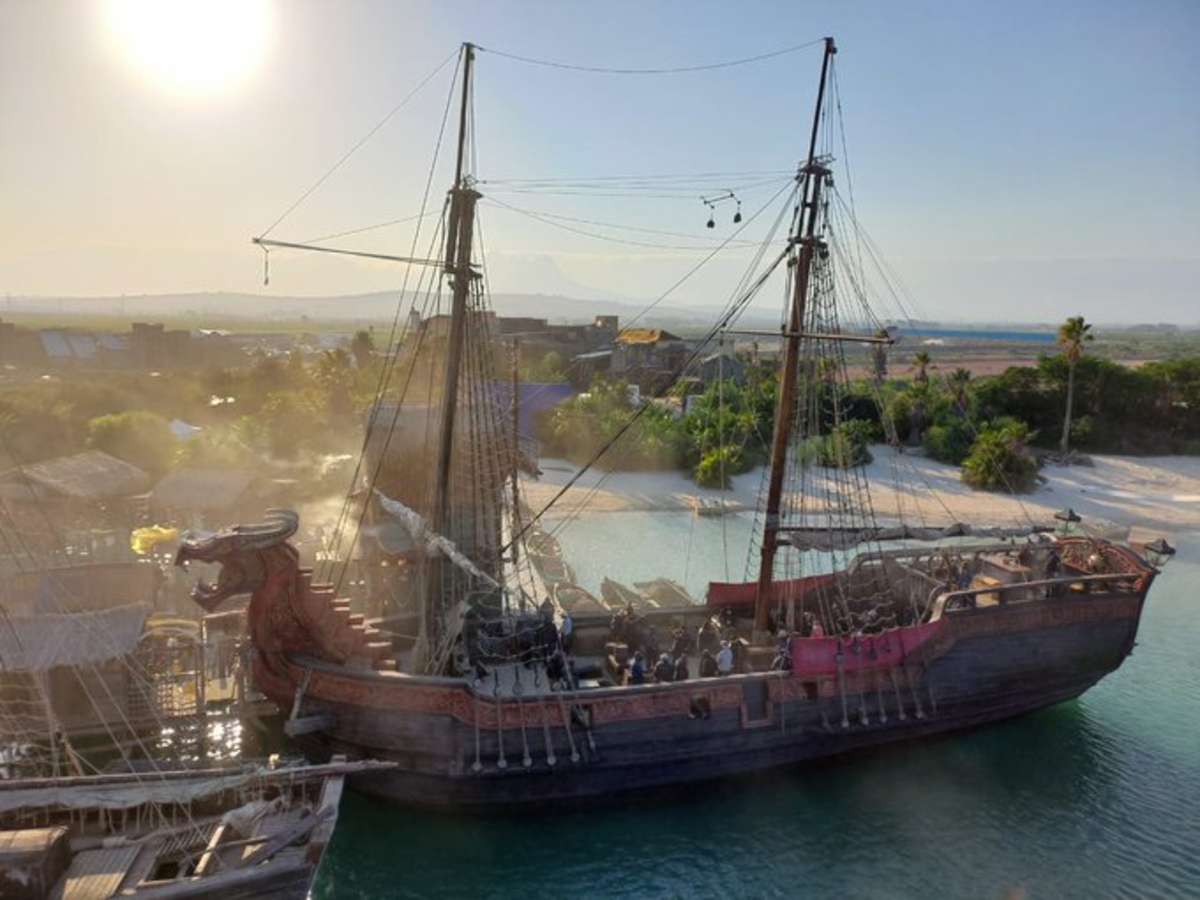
[478,38,826,75]
[256,48,460,240]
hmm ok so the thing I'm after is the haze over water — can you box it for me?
[312,519,1200,900]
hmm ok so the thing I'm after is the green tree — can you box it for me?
[86,410,176,476]
[537,376,683,470]
[910,350,933,384]
[945,367,972,417]
[1056,315,1094,455]
[530,350,567,383]
[349,329,376,369]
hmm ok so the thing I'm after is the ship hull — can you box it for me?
[266,590,1144,811]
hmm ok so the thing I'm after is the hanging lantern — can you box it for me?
[1054,508,1082,535]
[1142,537,1176,568]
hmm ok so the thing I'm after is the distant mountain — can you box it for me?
[2,290,771,330]
[5,292,1192,336]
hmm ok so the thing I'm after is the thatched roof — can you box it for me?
[0,450,151,501]
[151,469,260,512]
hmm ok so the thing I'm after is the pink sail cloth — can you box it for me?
[707,572,838,609]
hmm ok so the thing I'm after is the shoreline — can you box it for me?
[523,447,1200,541]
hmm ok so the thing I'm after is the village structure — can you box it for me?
[0,309,752,592]
[0,312,747,391]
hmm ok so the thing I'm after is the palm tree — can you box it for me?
[1056,315,1094,456]
[910,350,933,384]
[945,367,972,417]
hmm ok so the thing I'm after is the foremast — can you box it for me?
[753,37,836,635]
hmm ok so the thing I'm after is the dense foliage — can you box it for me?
[0,340,385,502]
[975,355,1200,455]
[3,320,1199,503]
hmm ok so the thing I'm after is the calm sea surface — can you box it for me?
[313,515,1200,900]
[901,327,1057,343]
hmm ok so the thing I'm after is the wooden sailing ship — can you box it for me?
[177,39,1175,810]
[0,758,385,899]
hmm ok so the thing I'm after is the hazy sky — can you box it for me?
[1,0,1197,325]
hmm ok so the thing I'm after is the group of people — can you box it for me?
[459,596,579,687]
[620,611,748,685]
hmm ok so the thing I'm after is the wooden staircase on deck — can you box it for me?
[297,570,396,672]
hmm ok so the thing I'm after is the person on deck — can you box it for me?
[670,625,691,658]
[730,637,748,674]
[1046,549,1064,596]
[699,648,719,678]
[654,653,674,683]
[716,641,734,676]
[546,649,567,685]
[673,652,690,682]
[541,619,558,662]
[771,636,793,671]
[629,650,647,685]
[698,619,720,654]
[645,624,661,661]
[560,610,574,651]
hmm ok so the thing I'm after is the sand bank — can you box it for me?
[523,448,1200,540]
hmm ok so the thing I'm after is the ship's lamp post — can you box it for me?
[1054,508,1082,536]
[1142,537,1177,569]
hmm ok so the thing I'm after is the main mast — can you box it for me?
[753,37,836,635]
[420,42,479,667]
[433,42,478,534]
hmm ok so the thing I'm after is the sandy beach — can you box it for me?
[523,447,1200,541]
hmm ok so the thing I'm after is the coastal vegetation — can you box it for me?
[537,318,1200,492]
[1,320,1199,497]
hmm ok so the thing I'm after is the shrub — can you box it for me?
[923,418,976,465]
[961,422,1039,493]
[694,444,745,488]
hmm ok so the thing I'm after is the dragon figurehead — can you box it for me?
[174,509,301,612]
[174,509,375,682]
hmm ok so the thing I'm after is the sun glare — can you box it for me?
[103,0,271,97]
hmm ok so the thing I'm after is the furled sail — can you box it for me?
[777,522,1058,551]
[374,488,499,589]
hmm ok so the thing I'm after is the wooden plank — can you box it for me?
[52,845,140,900]
[231,806,333,870]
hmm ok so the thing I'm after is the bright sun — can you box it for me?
[103,0,271,97]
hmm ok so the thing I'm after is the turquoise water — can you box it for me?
[549,510,760,598]
[313,525,1200,900]
[900,327,1057,343]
